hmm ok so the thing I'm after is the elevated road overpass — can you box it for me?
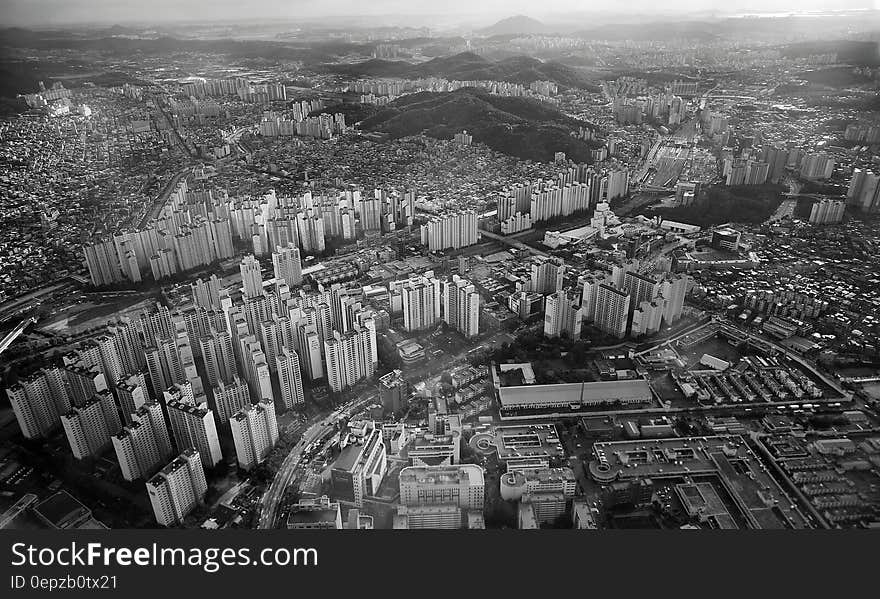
[478,230,548,257]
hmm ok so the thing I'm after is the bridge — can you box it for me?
[0,317,36,356]
[0,493,37,529]
[478,230,549,257]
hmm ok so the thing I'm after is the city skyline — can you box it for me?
[1,1,879,539]
[0,0,874,26]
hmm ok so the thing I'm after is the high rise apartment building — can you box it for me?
[544,290,584,338]
[324,323,377,392]
[276,348,305,409]
[272,243,302,287]
[147,449,207,527]
[229,398,279,471]
[594,284,631,339]
[419,211,478,252]
[398,273,442,332]
[442,275,480,338]
[212,376,251,426]
[6,371,66,439]
[61,391,121,459]
[166,399,223,468]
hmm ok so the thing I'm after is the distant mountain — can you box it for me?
[479,15,548,36]
[413,51,490,76]
[573,16,880,46]
[0,28,371,62]
[782,40,880,67]
[358,87,602,163]
[322,58,412,78]
[320,52,599,91]
[573,21,719,42]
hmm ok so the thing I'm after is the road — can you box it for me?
[0,317,37,355]
[255,326,515,528]
[478,230,549,257]
[139,165,192,228]
[256,392,377,529]
[0,493,37,529]
[640,237,694,270]
[0,281,74,321]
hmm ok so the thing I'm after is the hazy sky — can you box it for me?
[0,0,875,27]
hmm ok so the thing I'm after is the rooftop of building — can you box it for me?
[399,464,485,488]
[32,491,92,529]
[494,423,564,460]
[497,378,653,407]
[287,499,340,526]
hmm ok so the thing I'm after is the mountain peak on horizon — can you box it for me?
[480,14,547,36]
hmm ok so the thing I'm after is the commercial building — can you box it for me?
[330,420,387,507]
[492,423,565,470]
[407,430,462,467]
[572,500,599,529]
[519,492,568,525]
[395,464,485,529]
[286,496,343,529]
[394,504,466,529]
[509,290,544,320]
[500,467,577,499]
[587,436,810,529]
[711,228,741,252]
[378,369,409,414]
[399,464,485,509]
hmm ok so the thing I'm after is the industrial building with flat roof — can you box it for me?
[588,435,810,529]
[493,370,654,419]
